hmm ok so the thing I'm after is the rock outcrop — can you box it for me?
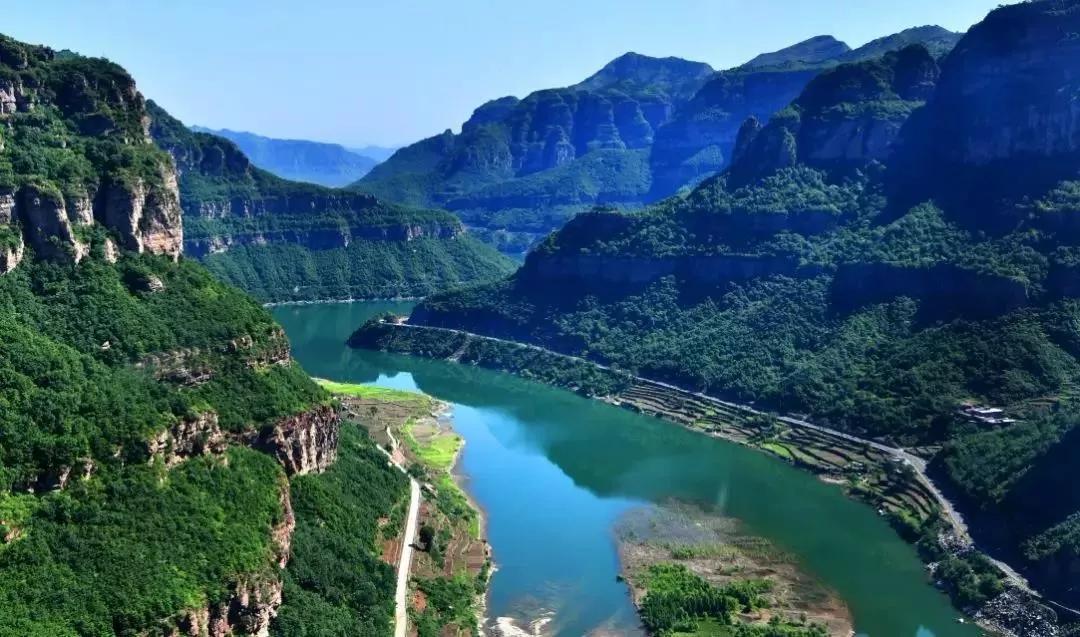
[888,0,1080,228]
[831,262,1030,319]
[729,45,940,185]
[99,169,184,259]
[147,412,228,467]
[250,404,340,476]
[0,38,185,272]
[17,185,87,263]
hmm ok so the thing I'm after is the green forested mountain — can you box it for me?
[147,104,514,302]
[404,0,1080,607]
[191,126,380,188]
[0,33,408,636]
[354,26,959,255]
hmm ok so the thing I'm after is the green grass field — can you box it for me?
[315,379,432,405]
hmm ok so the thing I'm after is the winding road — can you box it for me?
[371,422,421,637]
[387,321,1038,594]
[394,476,421,637]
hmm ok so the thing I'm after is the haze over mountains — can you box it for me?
[191,126,385,188]
[354,25,962,254]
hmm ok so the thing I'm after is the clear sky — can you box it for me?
[6,1,1009,148]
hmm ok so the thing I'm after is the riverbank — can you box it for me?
[319,380,492,636]
[347,319,1063,636]
[617,503,853,636]
[264,295,421,308]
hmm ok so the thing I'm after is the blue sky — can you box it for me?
[7,1,1010,147]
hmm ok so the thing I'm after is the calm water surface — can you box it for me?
[273,301,977,637]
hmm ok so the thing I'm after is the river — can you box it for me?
[273,301,978,637]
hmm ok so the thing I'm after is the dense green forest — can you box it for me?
[402,0,1080,610]
[272,423,408,636]
[202,235,514,303]
[146,102,515,303]
[0,32,416,636]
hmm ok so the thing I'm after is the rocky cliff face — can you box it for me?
[729,45,940,184]
[186,218,461,258]
[521,250,809,290]
[250,404,340,476]
[146,101,468,261]
[169,483,293,637]
[357,28,959,255]
[831,262,1030,319]
[888,0,1080,228]
[0,37,184,271]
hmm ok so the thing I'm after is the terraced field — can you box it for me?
[613,381,939,525]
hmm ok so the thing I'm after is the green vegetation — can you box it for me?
[404,419,461,472]
[146,101,515,302]
[315,379,430,404]
[349,320,633,397]
[396,1,1080,614]
[636,564,825,636]
[0,448,287,637]
[412,573,484,637]
[0,32,411,635]
[272,423,408,637]
[201,236,515,303]
[0,35,171,199]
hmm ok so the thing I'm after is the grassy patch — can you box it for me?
[760,442,794,461]
[316,378,430,404]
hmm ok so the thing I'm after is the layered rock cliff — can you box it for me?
[355,27,959,255]
[0,36,183,272]
[142,101,513,302]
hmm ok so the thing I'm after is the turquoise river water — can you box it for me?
[273,301,978,637]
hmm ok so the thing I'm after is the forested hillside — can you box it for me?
[355,26,959,255]
[0,32,411,636]
[404,0,1080,608]
[148,103,514,302]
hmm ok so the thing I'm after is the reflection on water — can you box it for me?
[274,302,978,637]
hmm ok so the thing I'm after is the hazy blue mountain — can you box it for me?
[347,144,399,162]
[191,126,379,187]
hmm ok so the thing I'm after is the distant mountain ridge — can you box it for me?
[354,25,961,255]
[149,104,515,302]
[191,126,381,187]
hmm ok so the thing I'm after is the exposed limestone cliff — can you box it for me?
[250,404,340,477]
[831,262,1030,319]
[100,169,184,259]
[147,412,228,467]
[16,185,87,263]
[729,45,940,184]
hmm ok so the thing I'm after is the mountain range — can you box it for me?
[385,0,1080,617]
[353,25,962,255]
[191,126,383,187]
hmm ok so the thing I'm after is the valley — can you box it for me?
[1,1,1078,636]
[275,300,982,637]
